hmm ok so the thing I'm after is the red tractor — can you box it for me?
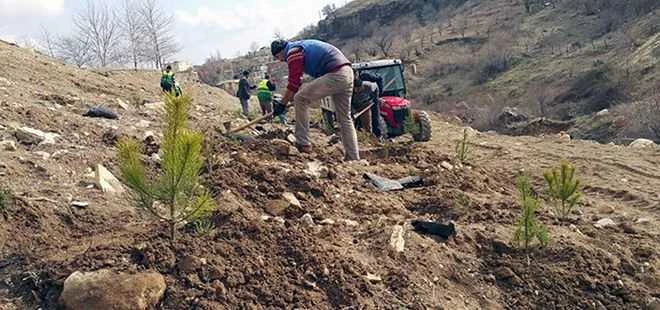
[321,59,432,142]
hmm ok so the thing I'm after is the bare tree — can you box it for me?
[273,30,286,40]
[249,41,260,56]
[74,0,121,67]
[120,0,147,70]
[139,0,179,69]
[375,33,394,57]
[321,4,337,19]
[39,26,57,58]
[55,35,94,67]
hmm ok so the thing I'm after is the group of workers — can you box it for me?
[160,38,381,161]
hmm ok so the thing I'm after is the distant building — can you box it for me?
[166,61,191,72]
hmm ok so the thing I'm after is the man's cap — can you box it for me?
[271,40,287,56]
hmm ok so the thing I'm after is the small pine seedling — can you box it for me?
[0,187,10,212]
[544,160,581,220]
[193,217,216,236]
[455,128,471,164]
[513,176,550,251]
[403,110,421,136]
[118,93,216,241]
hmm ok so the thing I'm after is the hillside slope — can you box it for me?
[307,0,659,143]
[0,37,659,309]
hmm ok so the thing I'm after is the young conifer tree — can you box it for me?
[544,160,581,220]
[514,176,550,251]
[118,93,216,241]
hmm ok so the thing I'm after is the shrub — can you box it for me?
[513,176,550,250]
[559,65,629,115]
[475,49,514,84]
[118,93,217,241]
[544,161,581,220]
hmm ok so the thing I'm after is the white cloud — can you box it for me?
[0,0,65,17]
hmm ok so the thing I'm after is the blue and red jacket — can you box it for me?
[284,39,350,93]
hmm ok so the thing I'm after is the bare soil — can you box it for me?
[1,40,659,309]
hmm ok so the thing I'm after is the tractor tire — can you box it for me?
[412,111,432,142]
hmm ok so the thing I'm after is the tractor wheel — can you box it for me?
[412,111,432,142]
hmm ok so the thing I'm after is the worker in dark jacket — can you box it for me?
[237,70,255,117]
[352,78,382,137]
[271,39,359,160]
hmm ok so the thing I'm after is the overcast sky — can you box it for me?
[0,0,344,64]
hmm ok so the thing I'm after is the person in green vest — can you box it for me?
[256,74,277,121]
[160,65,181,96]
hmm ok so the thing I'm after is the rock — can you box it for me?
[286,134,297,144]
[71,201,89,208]
[282,192,301,208]
[365,273,382,283]
[150,153,161,162]
[264,199,289,216]
[272,139,296,156]
[14,126,60,145]
[464,127,479,138]
[629,138,655,149]
[59,270,166,310]
[0,140,17,151]
[211,280,227,296]
[494,266,516,280]
[558,132,571,141]
[341,219,359,227]
[304,161,329,178]
[33,151,51,160]
[441,161,454,171]
[596,109,610,117]
[95,164,125,194]
[319,219,336,225]
[636,217,651,224]
[116,98,130,110]
[598,205,615,214]
[620,223,637,234]
[497,107,528,126]
[136,120,151,128]
[177,255,203,274]
[594,218,616,228]
[389,225,405,253]
[300,213,315,227]
[0,77,12,86]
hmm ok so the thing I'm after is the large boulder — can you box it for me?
[59,270,166,310]
[629,138,655,149]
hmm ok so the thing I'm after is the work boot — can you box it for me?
[295,144,313,154]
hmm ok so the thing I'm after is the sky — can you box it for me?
[0,0,344,64]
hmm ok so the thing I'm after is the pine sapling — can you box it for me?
[403,110,421,136]
[455,128,471,164]
[118,93,217,241]
[544,160,581,220]
[513,176,550,251]
[0,187,10,213]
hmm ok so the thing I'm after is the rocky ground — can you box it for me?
[1,41,659,309]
